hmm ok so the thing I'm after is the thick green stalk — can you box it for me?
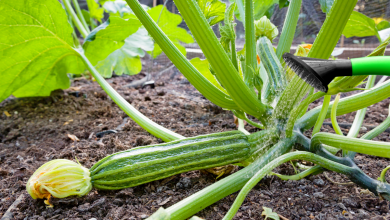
[165,136,295,219]
[285,91,325,137]
[311,133,390,158]
[275,0,303,60]
[71,0,90,33]
[361,108,390,140]
[347,75,376,138]
[63,0,89,38]
[231,40,238,71]
[312,95,331,135]
[244,0,256,90]
[298,79,390,131]
[331,94,343,136]
[223,151,351,220]
[76,49,184,142]
[347,104,390,158]
[295,131,390,201]
[125,0,238,110]
[173,0,269,121]
[276,0,357,116]
[309,0,358,59]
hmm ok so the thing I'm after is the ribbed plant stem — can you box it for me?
[125,0,238,110]
[244,0,256,90]
[347,75,376,138]
[231,40,238,70]
[223,151,351,219]
[276,0,303,60]
[63,0,89,38]
[312,95,331,135]
[298,79,390,131]
[311,133,390,158]
[308,0,358,59]
[76,49,184,142]
[276,0,358,118]
[173,0,269,121]
[71,0,90,33]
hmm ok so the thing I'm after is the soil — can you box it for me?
[0,62,390,220]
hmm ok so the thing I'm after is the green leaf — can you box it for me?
[230,0,278,21]
[103,0,132,17]
[197,0,226,26]
[261,207,280,220]
[82,9,92,25]
[148,5,194,58]
[279,0,289,9]
[0,0,85,102]
[343,11,378,38]
[190,58,227,94]
[319,0,335,14]
[102,0,149,18]
[86,0,104,22]
[377,20,390,31]
[83,16,142,65]
[95,28,153,78]
[253,0,278,20]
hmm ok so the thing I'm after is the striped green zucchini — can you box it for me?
[90,130,252,190]
[257,36,287,105]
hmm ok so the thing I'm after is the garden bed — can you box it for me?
[1,66,389,220]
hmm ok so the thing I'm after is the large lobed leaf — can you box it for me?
[190,58,227,94]
[95,28,153,77]
[319,0,335,14]
[197,0,226,26]
[342,11,377,38]
[86,0,104,22]
[0,0,85,102]
[83,16,142,65]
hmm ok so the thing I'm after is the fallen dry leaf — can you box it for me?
[3,111,11,117]
[67,134,80,142]
[63,119,74,125]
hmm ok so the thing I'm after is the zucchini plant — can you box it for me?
[1,0,390,219]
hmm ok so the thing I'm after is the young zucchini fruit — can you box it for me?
[27,130,261,203]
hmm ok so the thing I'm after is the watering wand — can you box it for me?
[282,53,390,92]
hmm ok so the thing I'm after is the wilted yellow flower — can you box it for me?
[26,159,92,206]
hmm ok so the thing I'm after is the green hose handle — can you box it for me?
[352,56,390,76]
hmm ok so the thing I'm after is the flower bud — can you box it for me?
[26,159,92,205]
[254,16,279,41]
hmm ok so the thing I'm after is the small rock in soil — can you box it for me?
[313,192,324,198]
[176,177,191,189]
[342,197,359,208]
[157,90,166,96]
[336,203,347,211]
[313,178,325,186]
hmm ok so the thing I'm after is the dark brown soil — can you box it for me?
[1,63,389,220]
